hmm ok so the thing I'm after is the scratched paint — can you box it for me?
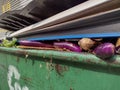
[7,65,29,90]
[1,47,120,90]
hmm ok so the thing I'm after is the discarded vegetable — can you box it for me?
[1,38,17,47]
[78,38,96,51]
[94,43,115,59]
[116,38,120,47]
[18,40,53,48]
[54,42,81,52]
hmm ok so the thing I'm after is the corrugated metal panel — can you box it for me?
[0,0,4,15]
[0,0,33,15]
[10,0,33,10]
[0,0,89,31]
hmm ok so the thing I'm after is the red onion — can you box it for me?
[18,40,53,48]
[54,42,82,52]
[94,43,115,59]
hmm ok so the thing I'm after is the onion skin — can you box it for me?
[78,38,96,51]
[54,42,82,52]
[116,38,120,47]
[18,40,53,48]
[94,43,115,59]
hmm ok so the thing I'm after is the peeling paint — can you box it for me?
[17,57,20,63]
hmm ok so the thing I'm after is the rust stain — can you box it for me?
[60,56,68,60]
[63,66,69,71]
[70,88,73,90]
[71,56,79,61]
[0,64,7,70]
[17,56,20,62]
[50,86,54,90]
[42,54,46,58]
[46,62,54,71]
[21,76,32,82]
[16,50,28,55]
[32,60,35,65]
[55,64,63,76]
[55,64,69,76]
[86,59,96,64]
[16,50,30,63]
[86,59,92,63]
[46,58,54,71]
[50,57,53,64]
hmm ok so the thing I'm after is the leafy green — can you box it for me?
[1,38,17,47]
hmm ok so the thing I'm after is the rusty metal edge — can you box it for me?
[0,47,120,68]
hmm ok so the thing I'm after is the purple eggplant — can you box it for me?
[94,43,115,59]
[18,40,53,48]
[54,42,82,52]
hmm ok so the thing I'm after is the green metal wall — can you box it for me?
[0,47,120,90]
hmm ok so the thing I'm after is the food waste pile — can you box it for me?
[0,38,120,60]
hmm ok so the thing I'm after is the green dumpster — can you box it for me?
[0,47,120,90]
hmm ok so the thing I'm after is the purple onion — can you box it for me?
[54,42,82,52]
[18,40,53,48]
[94,43,115,59]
